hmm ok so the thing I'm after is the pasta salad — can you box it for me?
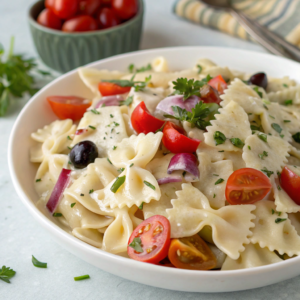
[30,56,300,271]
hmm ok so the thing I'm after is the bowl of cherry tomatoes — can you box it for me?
[28,0,144,73]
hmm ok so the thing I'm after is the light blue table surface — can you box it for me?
[1,0,300,299]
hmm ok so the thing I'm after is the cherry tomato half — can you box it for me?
[200,84,222,105]
[131,102,165,134]
[62,15,98,32]
[112,0,138,20]
[50,0,78,19]
[37,8,62,30]
[98,82,131,96]
[162,121,200,153]
[225,168,272,205]
[79,0,102,15]
[168,235,217,270]
[280,166,300,205]
[208,75,228,95]
[47,96,92,121]
[97,7,120,29]
[127,215,171,264]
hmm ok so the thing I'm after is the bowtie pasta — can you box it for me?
[31,56,300,271]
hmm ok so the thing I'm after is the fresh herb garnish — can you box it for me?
[261,167,274,178]
[263,104,268,110]
[107,158,112,165]
[283,83,289,88]
[253,86,263,98]
[129,163,134,168]
[172,75,212,100]
[292,132,300,143]
[0,266,16,283]
[284,120,291,123]
[138,202,145,210]
[128,63,152,73]
[257,132,267,143]
[213,194,216,198]
[74,275,90,281]
[218,150,224,152]
[80,193,84,196]
[215,178,224,185]
[110,176,126,193]
[277,185,281,190]
[280,134,284,138]
[113,146,117,150]
[251,125,261,131]
[70,203,76,208]
[213,174,219,176]
[89,189,94,194]
[91,109,100,115]
[35,178,41,182]
[134,75,152,92]
[271,209,275,215]
[117,167,125,173]
[120,95,133,106]
[284,99,293,106]
[68,161,72,165]
[110,114,114,118]
[248,145,251,150]
[214,131,226,145]
[278,212,282,216]
[32,256,47,268]
[196,64,202,74]
[230,138,244,149]
[128,237,143,253]
[271,123,282,133]
[89,125,96,130]
[258,151,268,160]
[275,218,287,224]
[114,122,119,127]
[144,181,156,190]
[67,135,72,140]
[268,115,275,119]
[53,213,62,217]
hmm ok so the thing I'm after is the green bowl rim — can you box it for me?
[28,0,144,36]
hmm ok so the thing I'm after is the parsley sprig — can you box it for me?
[0,266,16,283]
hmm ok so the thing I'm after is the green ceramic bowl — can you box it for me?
[28,0,144,73]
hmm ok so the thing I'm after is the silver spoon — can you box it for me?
[200,0,300,62]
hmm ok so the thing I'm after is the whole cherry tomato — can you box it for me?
[208,75,228,95]
[49,0,79,19]
[225,168,272,205]
[162,121,200,153]
[62,15,98,32]
[98,81,131,96]
[47,96,91,121]
[97,7,120,29]
[112,0,138,20]
[127,215,171,264]
[131,101,165,134]
[79,0,102,15]
[280,166,300,205]
[37,8,62,30]
[168,235,217,270]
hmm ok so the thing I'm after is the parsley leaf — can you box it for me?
[119,95,133,106]
[258,151,268,160]
[230,138,244,149]
[215,178,224,185]
[102,79,134,87]
[284,99,293,106]
[144,181,156,190]
[32,256,47,268]
[283,83,289,88]
[253,86,263,98]
[138,202,145,210]
[129,237,143,253]
[257,132,267,143]
[261,167,274,178]
[197,64,202,74]
[214,131,226,145]
[275,218,287,224]
[292,132,300,143]
[128,63,152,73]
[0,266,16,283]
[271,123,282,134]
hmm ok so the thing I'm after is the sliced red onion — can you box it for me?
[46,168,72,213]
[156,95,200,115]
[95,95,125,108]
[75,128,88,135]
[167,153,199,181]
[157,176,182,185]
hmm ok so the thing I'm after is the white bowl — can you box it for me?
[8,46,300,293]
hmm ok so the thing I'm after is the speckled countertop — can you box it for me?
[1,0,300,299]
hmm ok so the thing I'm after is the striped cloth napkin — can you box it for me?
[174,0,300,47]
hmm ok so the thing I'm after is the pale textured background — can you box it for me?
[1,0,300,299]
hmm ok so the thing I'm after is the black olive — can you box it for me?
[69,141,98,169]
[248,72,268,89]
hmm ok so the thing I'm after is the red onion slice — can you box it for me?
[75,128,88,135]
[46,168,72,213]
[167,153,199,181]
[157,176,182,185]
[156,95,200,115]
[95,95,125,108]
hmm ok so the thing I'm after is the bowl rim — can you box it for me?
[8,46,300,290]
[28,0,144,36]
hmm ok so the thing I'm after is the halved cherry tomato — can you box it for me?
[200,84,222,105]
[62,15,98,32]
[131,101,165,134]
[79,0,102,15]
[162,121,200,153]
[225,168,271,205]
[127,215,171,264]
[50,0,78,19]
[98,82,131,96]
[168,235,217,270]
[97,7,120,29]
[37,8,62,30]
[280,166,300,205]
[112,0,138,20]
[208,75,227,95]
[47,96,91,121]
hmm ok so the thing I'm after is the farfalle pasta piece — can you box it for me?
[201,66,234,81]
[266,76,296,93]
[96,165,161,209]
[221,243,282,270]
[204,101,251,151]
[71,106,128,158]
[289,212,300,235]
[267,85,300,105]
[30,119,76,163]
[193,152,233,209]
[72,228,103,248]
[250,200,300,257]
[64,158,119,216]
[167,184,255,259]
[271,170,300,213]
[108,132,163,168]
[243,134,289,175]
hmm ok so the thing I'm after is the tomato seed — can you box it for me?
[145,223,151,232]
[153,225,163,236]
[177,249,181,257]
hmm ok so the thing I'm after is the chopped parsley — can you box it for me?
[107,158,112,165]
[268,115,275,119]
[67,135,72,140]
[32,256,47,268]
[277,185,282,191]
[271,209,275,215]
[275,218,287,224]
[284,120,291,123]
[144,181,156,190]
[214,131,226,145]
[253,86,263,98]
[70,203,76,208]
[110,114,114,118]
[251,125,261,131]
[67,146,72,150]
[261,167,274,178]
[292,132,300,143]
[89,125,96,130]
[271,123,282,134]
[258,151,268,160]
[284,99,293,106]
[138,202,145,210]
[91,109,100,115]
[0,266,16,283]
[218,150,224,152]
[110,176,126,193]
[80,193,84,196]
[280,134,284,138]
[129,163,134,168]
[230,138,244,149]
[113,146,117,150]
[35,178,41,182]
[68,161,72,165]
[120,95,133,106]
[89,189,94,194]
[117,167,125,173]
[213,194,216,198]
[128,237,143,253]
[248,145,251,150]
[213,174,219,177]
[196,64,202,74]
[53,213,62,217]
[283,83,289,88]
[263,104,268,110]
[278,212,282,216]
[128,63,152,73]
[257,132,267,142]
[114,122,119,127]
[74,275,90,281]
[215,178,224,185]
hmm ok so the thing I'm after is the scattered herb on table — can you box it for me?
[74,275,90,281]
[0,266,16,283]
[32,255,47,268]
